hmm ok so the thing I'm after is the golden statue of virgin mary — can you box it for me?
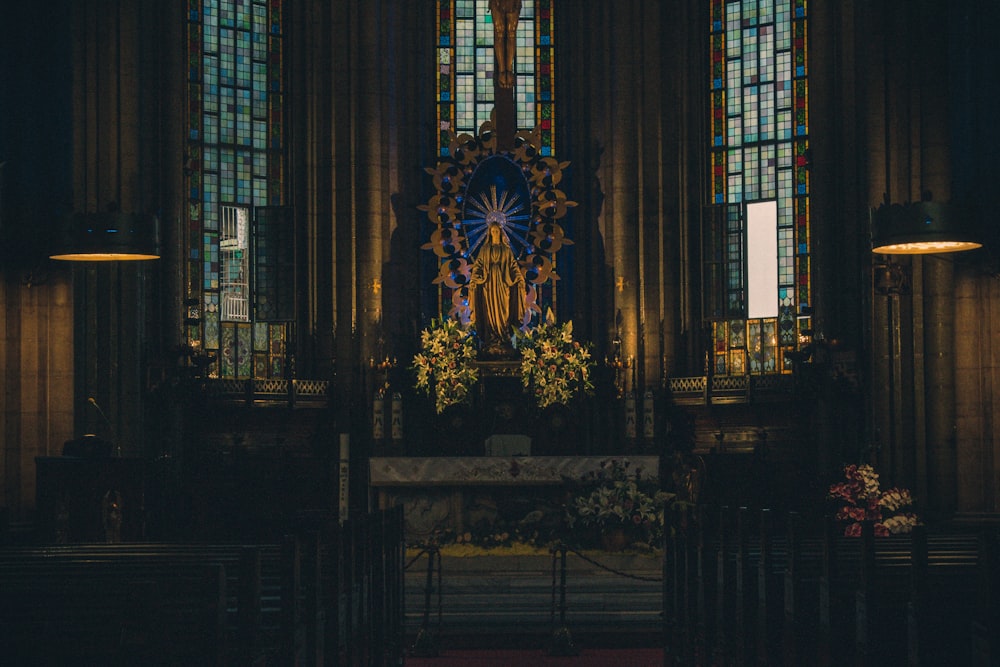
[469,222,526,356]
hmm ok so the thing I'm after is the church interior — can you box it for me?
[2,0,1000,664]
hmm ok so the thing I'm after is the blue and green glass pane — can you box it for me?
[237,29,251,88]
[269,0,281,33]
[726,2,741,57]
[712,150,726,203]
[217,0,231,27]
[238,150,253,202]
[794,13,807,77]
[797,250,810,310]
[536,0,553,154]
[796,195,808,254]
[711,33,725,90]
[795,138,809,194]
[778,225,794,284]
[237,0,251,29]
[220,151,234,201]
[795,79,808,136]
[776,0,790,48]
[438,1,456,154]
[219,28,234,84]
[203,231,219,290]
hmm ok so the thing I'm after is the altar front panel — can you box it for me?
[369,456,660,542]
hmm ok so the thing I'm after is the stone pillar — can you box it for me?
[71,1,168,457]
[607,1,641,392]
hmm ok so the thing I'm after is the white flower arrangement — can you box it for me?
[411,318,480,414]
[518,320,595,409]
[567,458,674,544]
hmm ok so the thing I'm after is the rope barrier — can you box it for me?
[560,542,665,583]
[404,548,430,571]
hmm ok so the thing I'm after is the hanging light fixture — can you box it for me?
[50,211,160,261]
[870,201,981,255]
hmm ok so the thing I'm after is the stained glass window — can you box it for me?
[436,0,555,157]
[709,0,809,375]
[187,0,286,379]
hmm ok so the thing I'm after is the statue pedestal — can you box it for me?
[474,361,531,447]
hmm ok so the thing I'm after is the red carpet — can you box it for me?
[406,648,664,666]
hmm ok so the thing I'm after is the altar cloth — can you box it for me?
[369,455,659,486]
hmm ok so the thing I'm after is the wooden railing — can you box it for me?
[667,374,796,406]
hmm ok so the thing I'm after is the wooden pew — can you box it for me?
[666,506,987,666]
[0,541,300,665]
[0,507,405,666]
[0,560,227,665]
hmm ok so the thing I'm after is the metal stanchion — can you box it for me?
[409,546,440,657]
[548,543,579,656]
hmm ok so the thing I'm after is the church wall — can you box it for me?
[1,2,79,523]
[818,0,1000,516]
[952,0,1000,514]
[286,0,437,438]
[801,0,867,481]
[3,0,1000,531]
[558,1,689,394]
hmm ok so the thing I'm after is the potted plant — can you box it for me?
[827,463,919,536]
[566,458,674,550]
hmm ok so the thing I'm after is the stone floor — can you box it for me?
[404,548,665,651]
[406,647,666,666]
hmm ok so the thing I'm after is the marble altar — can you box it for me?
[369,456,660,542]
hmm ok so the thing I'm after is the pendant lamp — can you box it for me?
[50,211,160,261]
[870,201,981,255]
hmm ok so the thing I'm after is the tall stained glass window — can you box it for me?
[708,0,809,375]
[187,0,287,379]
[436,0,555,157]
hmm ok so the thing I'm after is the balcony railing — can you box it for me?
[667,374,794,406]
[199,378,330,407]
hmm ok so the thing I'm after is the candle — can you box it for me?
[339,433,350,461]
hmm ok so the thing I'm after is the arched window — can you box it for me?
[186,0,289,379]
[707,0,809,375]
[436,0,555,157]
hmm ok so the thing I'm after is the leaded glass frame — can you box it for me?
[436,0,555,157]
[187,0,287,380]
[709,0,810,375]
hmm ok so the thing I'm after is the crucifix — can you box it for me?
[490,0,521,152]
